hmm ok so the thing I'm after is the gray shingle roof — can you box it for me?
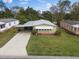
[63,20,79,25]
[24,19,56,26]
[0,19,17,23]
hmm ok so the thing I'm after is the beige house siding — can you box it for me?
[33,24,57,34]
[73,28,79,35]
[60,21,79,35]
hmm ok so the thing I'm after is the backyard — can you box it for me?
[27,29,79,56]
[0,28,17,48]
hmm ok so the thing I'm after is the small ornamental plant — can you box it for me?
[32,30,37,35]
[55,28,61,35]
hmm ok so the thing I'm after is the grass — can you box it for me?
[27,29,79,56]
[0,28,17,48]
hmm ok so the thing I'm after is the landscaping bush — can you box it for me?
[32,30,37,35]
[55,28,61,35]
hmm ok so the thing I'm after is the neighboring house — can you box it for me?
[0,19,19,32]
[60,20,79,35]
[16,19,57,34]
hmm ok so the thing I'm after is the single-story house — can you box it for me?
[16,19,57,34]
[60,20,79,35]
[0,19,19,32]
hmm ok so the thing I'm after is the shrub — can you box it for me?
[32,30,37,35]
[55,28,61,35]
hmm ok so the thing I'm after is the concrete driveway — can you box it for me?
[0,31,31,56]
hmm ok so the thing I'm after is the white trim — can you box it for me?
[72,25,79,28]
[0,22,5,24]
[34,26,53,29]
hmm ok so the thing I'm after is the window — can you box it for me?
[14,21,16,24]
[74,28,77,31]
[49,29,51,31]
[44,29,46,31]
[36,29,38,31]
[0,24,5,29]
[41,29,43,31]
[38,29,41,31]
[78,28,79,31]
[47,29,50,31]
[71,27,73,31]
[9,23,11,26]
[37,29,52,31]
[69,26,71,30]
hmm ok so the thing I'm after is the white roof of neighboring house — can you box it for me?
[0,22,5,25]
[16,19,56,27]
[0,18,18,23]
[62,20,79,28]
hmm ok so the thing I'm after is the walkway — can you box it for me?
[0,31,31,56]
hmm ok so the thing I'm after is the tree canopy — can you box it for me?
[0,0,79,24]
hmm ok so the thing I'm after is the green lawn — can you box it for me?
[0,28,17,48]
[27,29,79,56]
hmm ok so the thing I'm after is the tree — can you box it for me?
[50,4,60,22]
[57,0,71,21]
[42,11,53,22]
[25,7,40,21]
[64,13,71,20]
[58,0,71,13]
[0,8,14,18]
[50,4,59,14]
[16,8,28,24]
[70,2,79,20]
[0,1,14,18]
[50,0,71,26]
[0,1,6,12]
[11,6,23,18]
[16,7,41,24]
[4,8,14,18]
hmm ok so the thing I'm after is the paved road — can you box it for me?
[0,31,31,56]
[0,56,79,59]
